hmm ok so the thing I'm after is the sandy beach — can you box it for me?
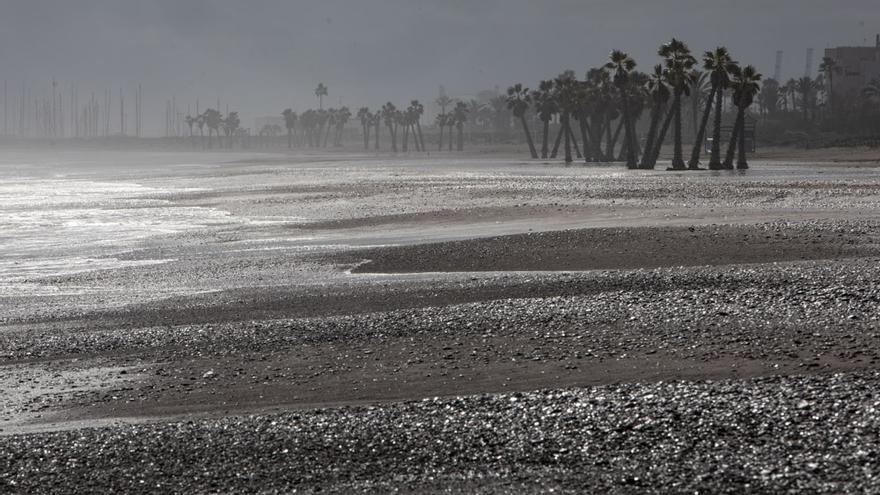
[2,147,880,492]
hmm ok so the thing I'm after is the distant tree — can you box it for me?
[410,100,426,151]
[184,114,196,148]
[640,65,671,169]
[357,107,372,150]
[531,80,557,158]
[203,108,223,149]
[222,111,240,149]
[700,47,737,170]
[453,101,468,151]
[435,112,448,151]
[435,95,454,116]
[506,84,538,159]
[819,57,841,119]
[605,50,638,169]
[659,38,697,170]
[315,83,328,110]
[196,113,206,149]
[382,102,398,152]
[334,106,351,146]
[282,108,297,148]
[723,65,762,169]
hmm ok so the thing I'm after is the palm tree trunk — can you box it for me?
[388,124,397,152]
[723,108,744,169]
[402,124,409,152]
[448,126,453,151]
[520,115,538,159]
[578,119,592,162]
[288,129,292,149]
[736,112,748,169]
[608,118,624,160]
[670,88,686,170]
[541,119,550,158]
[708,86,725,169]
[567,124,581,159]
[457,125,464,151]
[550,122,564,158]
[438,125,444,151]
[604,114,614,160]
[362,124,369,150]
[416,122,425,152]
[621,92,637,169]
[650,100,677,169]
[563,114,572,163]
[688,84,717,169]
[640,102,664,169]
[374,122,380,150]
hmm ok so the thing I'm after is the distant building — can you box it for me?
[824,35,880,99]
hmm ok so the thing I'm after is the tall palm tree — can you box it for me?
[531,80,557,158]
[659,38,697,170]
[184,115,196,148]
[381,102,398,152]
[640,65,670,169]
[223,111,240,149]
[795,77,816,123]
[605,50,638,169]
[554,71,579,163]
[196,113,206,149]
[334,106,351,147]
[691,46,739,170]
[506,83,539,159]
[203,108,223,149]
[819,57,840,119]
[410,100,425,151]
[697,47,736,169]
[357,107,371,150]
[723,65,762,169]
[282,108,297,149]
[435,113,447,151]
[453,101,468,151]
[315,83,328,110]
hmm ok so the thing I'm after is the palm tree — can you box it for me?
[282,109,297,149]
[382,102,398,152]
[435,112,447,151]
[410,100,426,151]
[357,107,371,150]
[196,113,206,149]
[223,111,240,149]
[184,115,196,148]
[690,46,738,170]
[819,57,840,119]
[640,65,670,169]
[435,95,453,116]
[506,84,539,159]
[758,78,780,116]
[372,111,382,150]
[315,83,328,110]
[554,71,579,163]
[203,108,223,149]
[453,101,468,151]
[795,77,816,122]
[334,106,351,147]
[659,38,697,170]
[696,47,736,169]
[605,50,638,169]
[723,65,762,169]
[531,80,557,158]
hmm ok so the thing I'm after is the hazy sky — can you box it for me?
[2,0,879,134]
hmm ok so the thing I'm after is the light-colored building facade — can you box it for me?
[824,35,880,99]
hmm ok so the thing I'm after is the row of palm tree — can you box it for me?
[506,39,762,169]
[278,107,352,148]
[183,108,241,149]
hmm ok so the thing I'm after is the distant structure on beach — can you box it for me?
[824,35,880,99]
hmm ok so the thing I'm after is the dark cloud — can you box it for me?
[1,0,878,133]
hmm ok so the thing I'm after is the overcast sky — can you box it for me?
[2,0,879,134]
